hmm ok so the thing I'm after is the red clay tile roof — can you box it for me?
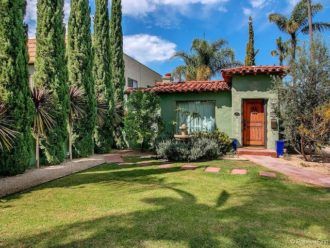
[27,38,36,65]
[133,81,231,93]
[221,66,288,82]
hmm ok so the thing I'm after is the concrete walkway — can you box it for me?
[243,155,330,188]
[0,154,122,198]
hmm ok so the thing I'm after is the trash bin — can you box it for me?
[232,139,239,152]
[276,140,285,157]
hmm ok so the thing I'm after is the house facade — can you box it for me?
[144,66,287,150]
[27,39,162,89]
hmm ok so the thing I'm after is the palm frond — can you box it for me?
[69,86,86,122]
[174,38,237,79]
[172,65,187,82]
[269,14,288,33]
[271,50,279,57]
[211,39,228,50]
[96,96,108,126]
[173,51,196,66]
[291,1,323,30]
[31,87,56,136]
[301,22,330,34]
[0,104,18,151]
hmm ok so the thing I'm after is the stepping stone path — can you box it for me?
[259,171,277,178]
[159,164,173,169]
[181,164,198,170]
[205,167,221,173]
[231,169,248,175]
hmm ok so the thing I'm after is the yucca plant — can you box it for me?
[96,95,108,128]
[68,86,86,161]
[0,103,18,151]
[31,87,55,168]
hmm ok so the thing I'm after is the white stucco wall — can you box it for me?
[28,54,162,89]
[28,65,35,87]
[124,54,161,88]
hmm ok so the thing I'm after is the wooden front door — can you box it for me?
[243,100,265,146]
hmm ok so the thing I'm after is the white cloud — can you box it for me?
[243,8,253,16]
[287,0,300,7]
[122,0,229,17]
[249,0,267,8]
[123,34,176,63]
[26,0,71,37]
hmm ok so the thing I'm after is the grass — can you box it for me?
[0,157,329,248]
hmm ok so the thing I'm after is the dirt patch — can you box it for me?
[279,154,330,176]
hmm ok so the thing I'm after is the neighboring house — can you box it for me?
[142,66,287,150]
[27,39,162,89]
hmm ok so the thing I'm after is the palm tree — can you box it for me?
[31,87,55,168]
[174,38,241,81]
[0,103,17,151]
[269,0,330,62]
[307,0,314,60]
[271,37,289,66]
[172,66,186,82]
[68,86,86,161]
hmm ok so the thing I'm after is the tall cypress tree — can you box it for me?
[0,0,33,176]
[94,0,114,153]
[34,0,69,164]
[67,0,95,157]
[110,0,126,149]
[245,16,258,66]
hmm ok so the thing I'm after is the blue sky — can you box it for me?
[26,0,330,77]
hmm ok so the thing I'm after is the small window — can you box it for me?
[127,78,138,88]
[176,101,216,133]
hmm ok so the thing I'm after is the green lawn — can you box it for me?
[0,158,329,248]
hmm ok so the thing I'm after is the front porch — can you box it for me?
[237,147,277,158]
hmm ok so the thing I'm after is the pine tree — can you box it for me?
[110,0,126,149]
[0,0,34,176]
[67,0,95,157]
[245,16,258,66]
[34,0,69,164]
[93,0,114,153]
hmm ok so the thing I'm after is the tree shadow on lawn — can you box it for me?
[43,165,185,190]
[1,162,188,201]
[4,177,330,248]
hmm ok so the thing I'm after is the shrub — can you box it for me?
[273,39,330,161]
[192,130,232,155]
[156,137,224,162]
[156,140,190,161]
[189,138,220,161]
[124,91,162,151]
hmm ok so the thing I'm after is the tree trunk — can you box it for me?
[300,137,309,161]
[290,33,297,63]
[69,122,73,161]
[36,132,40,168]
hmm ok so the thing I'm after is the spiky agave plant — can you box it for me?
[0,103,18,151]
[31,87,55,168]
[68,86,86,160]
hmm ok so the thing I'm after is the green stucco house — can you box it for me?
[143,66,287,151]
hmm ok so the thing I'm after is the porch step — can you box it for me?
[237,148,277,158]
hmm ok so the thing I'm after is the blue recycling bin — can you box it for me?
[276,140,285,157]
[232,139,239,152]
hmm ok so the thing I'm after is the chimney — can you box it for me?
[162,73,172,83]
